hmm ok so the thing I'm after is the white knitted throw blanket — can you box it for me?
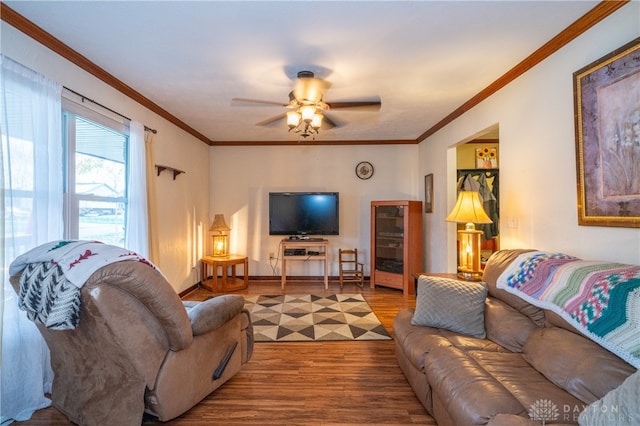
[10,240,157,330]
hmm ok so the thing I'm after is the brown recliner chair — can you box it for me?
[10,260,253,426]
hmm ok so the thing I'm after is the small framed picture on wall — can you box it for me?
[476,147,498,169]
[424,174,433,213]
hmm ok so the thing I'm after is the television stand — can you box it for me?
[287,236,324,242]
[280,238,329,289]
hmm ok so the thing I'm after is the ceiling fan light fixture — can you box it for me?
[311,113,323,129]
[286,106,321,138]
[234,69,381,140]
[286,110,301,128]
[300,105,316,122]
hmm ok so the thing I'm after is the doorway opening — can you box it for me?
[452,124,500,272]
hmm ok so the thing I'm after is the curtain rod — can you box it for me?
[63,86,157,134]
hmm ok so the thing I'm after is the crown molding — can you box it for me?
[209,139,417,146]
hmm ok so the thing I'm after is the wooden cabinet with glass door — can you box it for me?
[370,200,423,295]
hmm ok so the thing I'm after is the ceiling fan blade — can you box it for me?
[322,114,338,129]
[232,97,288,107]
[326,98,382,111]
[255,112,287,127]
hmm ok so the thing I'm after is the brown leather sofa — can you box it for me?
[393,249,637,425]
[10,260,253,426]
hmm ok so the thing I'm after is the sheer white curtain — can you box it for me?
[144,129,160,264]
[124,120,149,258]
[1,55,62,423]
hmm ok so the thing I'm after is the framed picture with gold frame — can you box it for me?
[574,37,640,228]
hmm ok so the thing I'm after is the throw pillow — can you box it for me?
[411,275,488,338]
[578,369,640,425]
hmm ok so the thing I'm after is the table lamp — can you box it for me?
[210,214,230,257]
[445,191,493,280]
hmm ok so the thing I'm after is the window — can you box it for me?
[63,101,129,246]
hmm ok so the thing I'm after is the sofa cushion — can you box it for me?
[578,369,640,426]
[485,297,539,353]
[425,346,526,425]
[469,350,585,421]
[412,276,488,338]
[523,327,636,404]
[544,310,581,334]
[394,308,506,373]
[442,328,510,353]
[393,308,454,372]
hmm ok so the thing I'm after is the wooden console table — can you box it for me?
[280,239,329,290]
[201,254,248,292]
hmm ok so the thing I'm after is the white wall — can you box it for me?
[420,3,640,272]
[210,144,421,277]
[1,22,211,293]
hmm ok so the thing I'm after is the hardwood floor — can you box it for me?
[17,279,436,425]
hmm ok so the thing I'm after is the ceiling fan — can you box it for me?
[232,71,381,138]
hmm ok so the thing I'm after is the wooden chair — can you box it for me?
[338,249,364,288]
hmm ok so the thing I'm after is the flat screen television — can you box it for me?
[269,192,339,236]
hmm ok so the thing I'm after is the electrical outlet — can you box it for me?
[269,251,275,259]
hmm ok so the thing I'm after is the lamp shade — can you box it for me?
[209,214,230,233]
[311,113,323,129]
[210,214,230,257]
[446,191,492,227]
[446,191,492,279]
[286,111,301,128]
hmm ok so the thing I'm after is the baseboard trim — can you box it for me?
[252,275,332,281]
[252,275,371,282]
[179,283,200,298]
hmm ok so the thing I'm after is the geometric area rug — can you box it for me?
[243,294,392,342]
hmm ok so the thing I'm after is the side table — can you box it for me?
[201,254,248,292]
